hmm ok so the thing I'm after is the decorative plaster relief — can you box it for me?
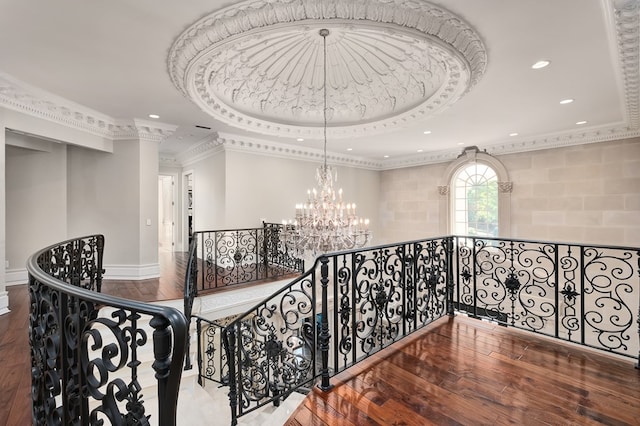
[168,0,487,139]
[613,0,640,128]
[498,181,513,193]
[438,185,450,196]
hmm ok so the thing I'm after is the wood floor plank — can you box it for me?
[286,315,640,426]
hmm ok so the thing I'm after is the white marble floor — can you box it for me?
[173,374,305,426]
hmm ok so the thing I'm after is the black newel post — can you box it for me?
[95,235,105,292]
[318,256,334,391]
[224,326,239,426]
[150,315,177,426]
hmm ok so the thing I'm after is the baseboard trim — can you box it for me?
[7,264,162,284]
[6,269,28,286]
[102,263,161,280]
[0,291,10,316]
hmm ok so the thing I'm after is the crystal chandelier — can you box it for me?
[283,29,371,256]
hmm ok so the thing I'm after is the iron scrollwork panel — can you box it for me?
[332,238,449,374]
[199,321,228,385]
[37,235,104,291]
[231,275,316,416]
[581,247,638,356]
[81,308,152,425]
[215,230,261,286]
[461,239,559,333]
[412,239,448,328]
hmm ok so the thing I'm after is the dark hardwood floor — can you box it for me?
[285,315,640,426]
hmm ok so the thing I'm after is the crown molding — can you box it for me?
[218,132,382,169]
[382,123,640,170]
[171,131,382,170]
[609,0,640,128]
[0,72,177,143]
[169,120,640,171]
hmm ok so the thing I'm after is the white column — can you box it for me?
[0,109,9,315]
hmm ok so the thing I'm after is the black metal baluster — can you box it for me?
[580,246,585,346]
[318,256,333,391]
[447,237,455,316]
[554,243,560,338]
[196,318,203,385]
[224,325,238,426]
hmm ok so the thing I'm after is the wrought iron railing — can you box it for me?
[221,236,452,425]
[451,236,640,358]
[211,235,639,425]
[194,316,232,386]
[183,223,305,370]
[28,235,188,426]
[191,223,304,292]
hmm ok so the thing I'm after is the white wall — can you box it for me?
[139,139,159,265]
[0,118,7,313]
[502,137,640,246]
[379,138,640,247]
[379,161,449,243]
[189,151,226,230]
[67,139,160,278]
[5,142,68,282]
[191,150,381,239]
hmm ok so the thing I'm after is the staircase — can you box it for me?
[117,278,307,425]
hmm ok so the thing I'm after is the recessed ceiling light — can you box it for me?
[383,155,390,158]
[559,99,574,104]
[531,60,550,69]
[417,149,424,153]
[576,120,587,125]
[457,142,464,145]
[296,138,304,141]
[423,130,432,135]
[509,132,519,137]
[148,114,160,119]
[347,148,353,151]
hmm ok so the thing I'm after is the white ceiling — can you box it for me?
[0,0,637,169]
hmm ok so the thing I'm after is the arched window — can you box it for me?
[453,163,498,236]
[439,147,512,237]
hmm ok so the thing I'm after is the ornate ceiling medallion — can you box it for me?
[168,0,487,139]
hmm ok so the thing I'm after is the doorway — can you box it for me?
[158,175,175,252]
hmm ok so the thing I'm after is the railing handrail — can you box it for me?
[28,235,188,426]
[192,226,263,235]
[449,234,640,252]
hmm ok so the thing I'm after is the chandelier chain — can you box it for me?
[323,29,327,171]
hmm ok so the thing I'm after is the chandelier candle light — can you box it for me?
[283,29,371,256]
